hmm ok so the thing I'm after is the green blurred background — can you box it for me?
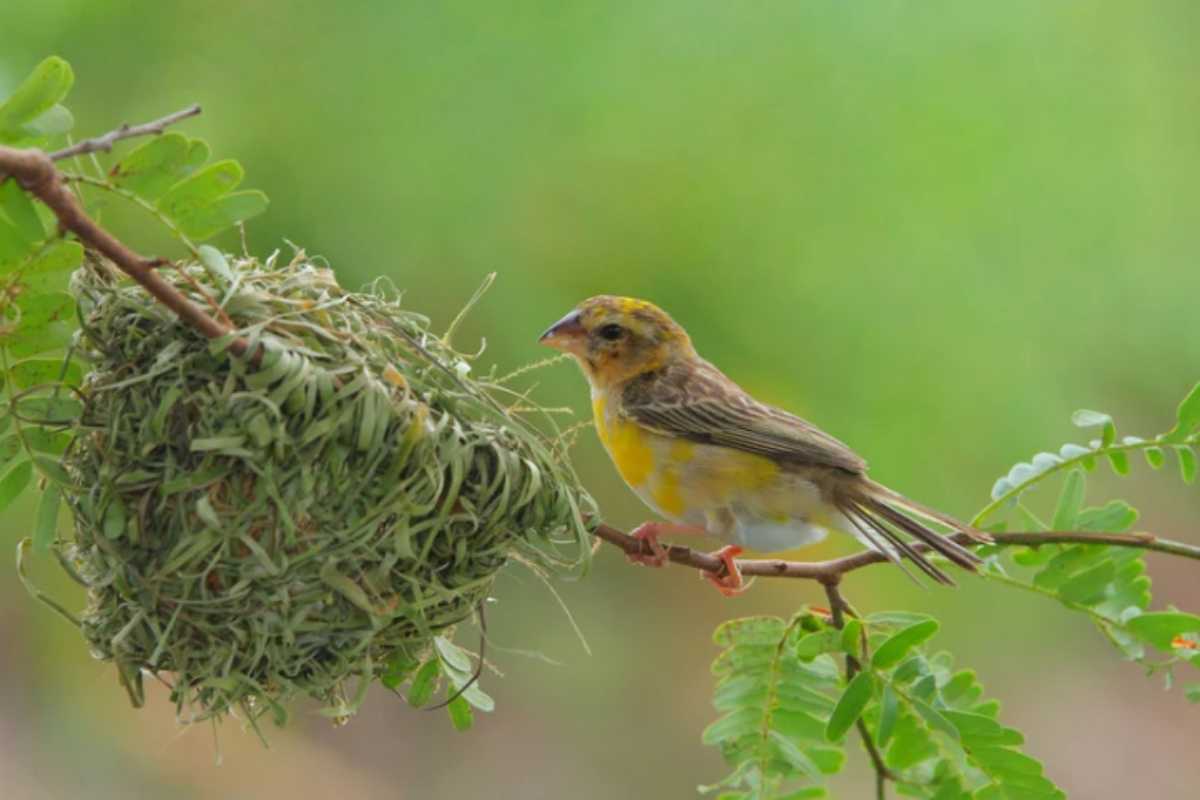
[3,2,1199,797]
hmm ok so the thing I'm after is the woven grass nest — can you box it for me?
[60,250,594,725]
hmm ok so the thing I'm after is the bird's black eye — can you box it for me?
[597,323,624,341]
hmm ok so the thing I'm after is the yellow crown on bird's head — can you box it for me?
[580,295,690,339]
[540,295,694,385]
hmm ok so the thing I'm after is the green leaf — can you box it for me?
[1057,560,1116,605]
[702,707,761,745]
[872,619,940,670]
[2,291,75,358]
[970,745,1046,777]
[885,710,939,770]
[944,710,1023,747]
[33,483,61,552]
[176,190,269,240]
[1126,612,1200,650]
[941,670,983,707]
[380,650,420,690]
[1076,500,1137,533]
[876,683,898,747]
[989,475,1014,501]
[1107,450,1130,475]
[446,695,473,731]
[1162,381,1200,442]
[825,672,873,741]
[158,159,245,219]
[111,134,193,200]
[0,180,45,243]
[1176,446,1197,484]
[768,730,821,777]
[866,611,935,628]
[1071,409,1112,428]
[794,629,841,660]
[1051,469,1085,530]
[198,245,233,283]
[775,789,827,800]
[1144,446,1165,470]
[32,454,70,486]
[714,615,788,647]
[15,289,74,324]
[0,433,21,472]
[16,239,83,293]
[706,616,846,794]
[0,216,32,262]
[1072,409,1116,445]
[0,57,74,139]
[908,694,959,741]
[15,396,82,423]
[25,104,74,136]
[28,428,72,454]
[455,681,495,713]
[0,459,32,512]
[185,139,210,171]
[434,636,473,673]
[912,673,938,701]
[839,619,862,660]
[407,659,440,707]
[1185,685,1200,704]
[7,357,82,390]
[102,497,127,540]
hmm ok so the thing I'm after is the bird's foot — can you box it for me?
[702,545,746,597]
[627,521,671,567]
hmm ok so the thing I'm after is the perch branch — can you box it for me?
[48,104,202,161]
[0,143,252,358]
[591,523,1200,584]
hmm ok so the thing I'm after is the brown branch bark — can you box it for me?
[48,104,202,161]
[592,522,1200,584]
[0,144,252,358]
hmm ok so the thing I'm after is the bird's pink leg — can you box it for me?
[627,521,706,567]
[702,545,746,597]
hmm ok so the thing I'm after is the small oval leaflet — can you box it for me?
[872,618,940,670]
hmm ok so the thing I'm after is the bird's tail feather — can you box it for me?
[864,480,992,543]
[834,481,990,586]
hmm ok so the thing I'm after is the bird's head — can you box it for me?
[539,295,694,387]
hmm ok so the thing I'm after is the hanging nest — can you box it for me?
[58,250,594,724]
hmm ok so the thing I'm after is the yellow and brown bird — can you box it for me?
[540,295,990,595]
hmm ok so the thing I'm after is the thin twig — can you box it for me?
[48,104,202,161]
[822,580,895,798]
[0,145,253,359]
[591,523,1200,584]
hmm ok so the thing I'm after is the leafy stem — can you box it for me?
[971,437,1195,528]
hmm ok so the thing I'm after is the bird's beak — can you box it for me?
[539,309,585,352]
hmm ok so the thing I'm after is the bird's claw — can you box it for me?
[628,522,670,568]
[702,545,746,597]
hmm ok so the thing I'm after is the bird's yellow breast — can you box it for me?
[592,393,784,520]
[593,394,656,487]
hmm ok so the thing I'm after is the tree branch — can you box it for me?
[0,144,252,358]
[591,522,1200,584]
[47,104,202,161]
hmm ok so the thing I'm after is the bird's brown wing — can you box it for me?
[620,359,867,474]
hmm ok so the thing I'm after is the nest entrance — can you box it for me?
[61,252,592,722]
